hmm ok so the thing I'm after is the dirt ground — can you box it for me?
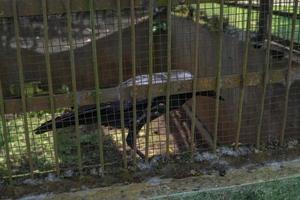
[1,140,300,200]
[17,154,300,200]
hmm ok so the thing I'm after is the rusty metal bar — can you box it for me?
[191,0,200,155]
[213,0,225,153]
[0,81,12,182]
[280,0,298,146]
[117,0,128,169]
[89,0,105,174]
[42,0,60,176]
[130,0,138,167]
[12,0,34,178]
[235,0,252,150]
[66,0,82,174]
[165,0,172,157]
[145,0,154,162]
[256,0,273,148]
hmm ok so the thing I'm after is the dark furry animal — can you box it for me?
[35,91,223,159]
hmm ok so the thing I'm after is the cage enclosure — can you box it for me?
[0,0,300,198]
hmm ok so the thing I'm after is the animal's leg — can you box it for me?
[126,111,147,159]
[126,104,166,159]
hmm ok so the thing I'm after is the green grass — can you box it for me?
[154,175,300,200]
[0,111,61,175]
[186,3,300,43]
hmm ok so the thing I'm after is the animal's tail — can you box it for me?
[34,111,76,134]
[34,105,97,134]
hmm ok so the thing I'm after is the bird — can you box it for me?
[35,71,224,159]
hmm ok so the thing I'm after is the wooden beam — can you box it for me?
[3,69,290,114]
[182,104,214,148]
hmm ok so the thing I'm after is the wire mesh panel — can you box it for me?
[0,0,300,183]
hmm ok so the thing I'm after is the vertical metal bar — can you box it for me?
[280,0,298,146]
[165,0,172,157]
[117,0,127,169]
[0,81,12,183]
[145,0,154,162]
[213,0,224,153]
[89,0,105,173]
[12,0,34,178]
[42,0,60,176]
[276,0,282,39]
[256,0,273,148]
[191,0,200,155]
[66,0,82,174]
[130,0,137,167]
[235,0,252,150]
[258,0,271,42]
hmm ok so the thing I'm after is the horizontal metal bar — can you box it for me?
[3,69,290,114]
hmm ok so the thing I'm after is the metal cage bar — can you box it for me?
[191,0,201,155]
[213,0,225,153]
[280,0,299,146]
[89,0,105,174]
[165,0,172,157]
[276,0,283,39]
[130,0,138,167]
[117,0,128,169]
[12,0,34,178]
[256,0,274,148]
[235,0,253,149]
[0,81,12,182]
[145,0,154,162]
[66,0,82,174]
[41,0,60,175]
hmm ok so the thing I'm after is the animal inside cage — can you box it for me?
[0,0,300,188]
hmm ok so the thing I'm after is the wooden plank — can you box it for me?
[3,70,289,114]
[182,104,214,148]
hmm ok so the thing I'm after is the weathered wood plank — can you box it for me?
[3,69,289,114]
